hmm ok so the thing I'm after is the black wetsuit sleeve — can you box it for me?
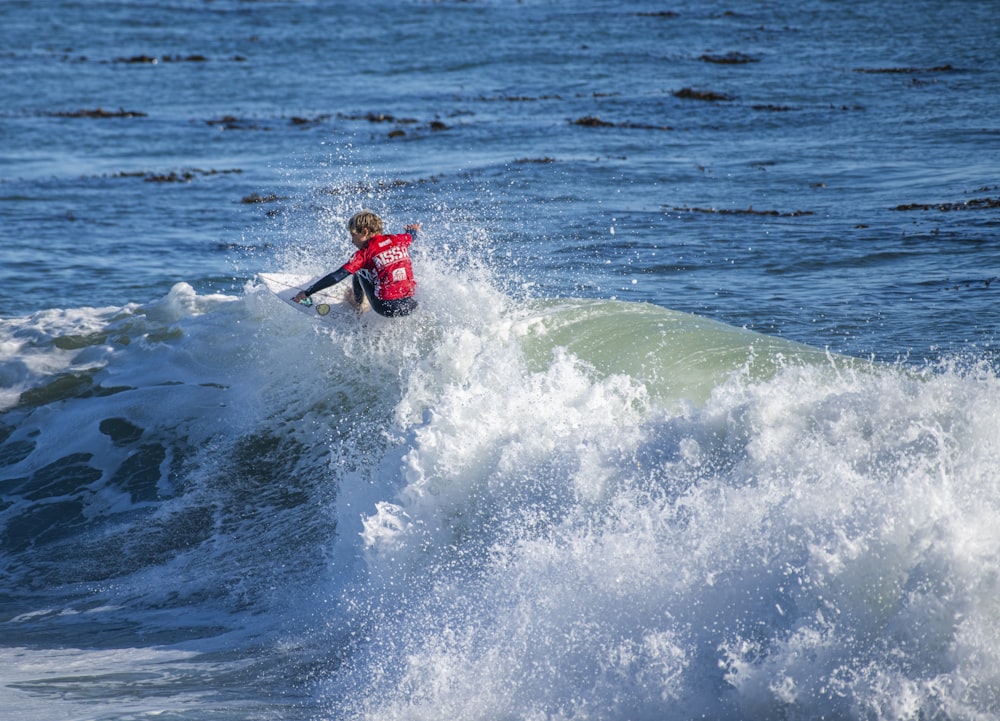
[304,266,351,296]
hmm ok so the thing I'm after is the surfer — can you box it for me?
[292,210,419,318]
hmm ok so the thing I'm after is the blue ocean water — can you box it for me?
[2,1,999,719]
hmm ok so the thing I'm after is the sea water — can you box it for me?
[1,1,999,719]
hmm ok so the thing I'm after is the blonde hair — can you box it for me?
[347,210,383,236]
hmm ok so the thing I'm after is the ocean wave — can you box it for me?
[2,281,999,720]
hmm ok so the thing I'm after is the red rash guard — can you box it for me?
[303,232,417,301]
[343,233,416,300]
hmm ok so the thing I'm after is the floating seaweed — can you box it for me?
[335,112,420,126]
[854,64,954,74]
[110,54,208,64]
[52,107,147,118]
[670,205,814,217]
[471,94,565,102]
[673,87,733,101]
[205,115,268,130]
[145,171,195,183]
[112,55,158,64]
[573,116,614,127]
[893,196,1000,211]
[290,115,331,126]
[699,52,759,64]
[241,193,283,204]
[622,121,672,130]
[572,116,672,130]
[102,168,242,183]
[944,277,995,291]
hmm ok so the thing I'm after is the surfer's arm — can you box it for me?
[293,266,351,302]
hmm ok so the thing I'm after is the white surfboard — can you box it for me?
[258,272,357,322]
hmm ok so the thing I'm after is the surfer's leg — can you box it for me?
[354,273,417,318]
[380,297,418,317]
[366,296,418,318]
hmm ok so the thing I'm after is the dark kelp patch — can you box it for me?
[942,277,996,292]
[110,54,212,64]
[574,116,614,127]
[673,87,733,102]
[670,205,814,217]
[335,112,420,125]
[466,92,615,102]
[51,107,147,118]
[241,193,285,204]
[33,50,244,64]
[572,116,672,131]
[145,168,241,183]
[145,171,197,183]
[206,115,272,130]
[334,112,451,139]
[854,64,954,74]
[470,94,565,102]
[96,168,241,183]
[290,115,332,126]
[386,120,449,139]
[894,197,1000,211]
[699,52,759,65]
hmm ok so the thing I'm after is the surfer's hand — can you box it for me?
[404,223,421,233]
[293,291,307,303]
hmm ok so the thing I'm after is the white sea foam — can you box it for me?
[317,300,1000,720]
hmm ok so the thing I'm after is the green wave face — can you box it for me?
[516,299,838,406]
